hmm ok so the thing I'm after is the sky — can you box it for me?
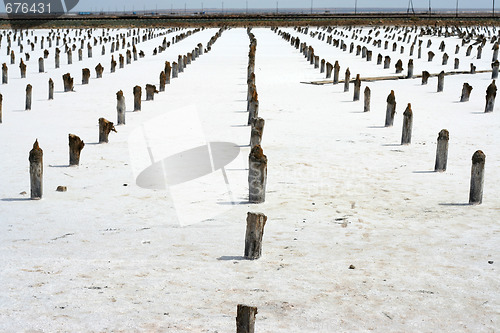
[70,0,495,12]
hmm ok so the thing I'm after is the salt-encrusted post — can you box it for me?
[25,84,32,110]
[98,118,116,143]
[48,78,54,100]
[38,57,44,73]
[250,117,264,148]
[437,71,445,92]
[82,68,90,84]
[2,63,7,84]
[403,59,412,78]
[401,103,413,145]
[110,56,116,73]
[485,80,497,113]
[172,62,178,78]
[248,90,259,125]
[385,90,396,127]
[248,145,267,203]
[133,85,141,111]
[364,86,371,112]
[353,74,361,101]
[29,139,43,200]
[333,61,340,84]
[159,71,166,92]
[422,71,430,85]
[19,59,26,78]
[469,150,486,204]
[145,84,158,101]
[434,129,449,172]
[95,63,103,78]
[68,134,84,166]
[244,212,267,260]
[395,59,403,73]
[236,304,257,333]
[165,61,171,84]
[325,62,333,79]
[344,68,350,92]
[460,83,473,102]
[10,50,15,64]
[492,61,499,79]
[62,73,73,92]
[116,90,126,125]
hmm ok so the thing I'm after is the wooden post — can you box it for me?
[384,56,391,69]
[236,304,257,333]
[250,117,264,148]
[10,50,15,64]
[116,90,126,125]
[325,62,333,79]
[165,61,171,84]
[110,56,116,73]
[244,212,267,260]
[460,83,473,102]
[172,62,178,78]
[44,49,49,59]
[493,43,499,62]
[401,103,413,145]
[248,145,267,203]
[366,50,372,61]
[385,90,396,127]
[62,73,73,92]
[2,63,7,84]
[395,59,403,73]
[248,90,259,125]
[434,129,449,172]
[364,86,371,112]
[320,59,325,73]
[67,49,72,64]
[48,78,54,100]
[178,55,184,73]
[0,93,2,123]
[407,59,413,78]
[159,71,166,92]
[19,59,26,78]
[492,60,499,79]
[437,71,445,92]
[145,84,158,101]
[377,54,382,65]
[477,46,482,60]
[485,80,497,113]
[422,71,430,85]
[98,118,116,143]
[68,134,84,166]
[29,139,43,200]
[133,85,141,111]
[428,51,435,62]
[470,63,476,74]
[126,49,131,64]
[25,84,32,110]
[119,54,124,69]
[469,150,485,204]
[353,74,361,101]
[55,48,60,68]
[38,57,44,73]
[344,68,350,92]
[442,53,449,65]
[95,63,103,78]
[333,61,340,84]
[87,43,92,58]
[82,68,90,85]
[454,58,460,70]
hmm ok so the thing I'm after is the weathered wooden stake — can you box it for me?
[434,129,449,172]
[82,68,90,84]
[25,84,32,110]
[395,59,403,73]
[344,68,350,92]
[95,63,103,78]
[172,62,178,78]
[98,118,116,143]
[145,84,158,101]
[352,74,362,101]
[422,71,430,85]
[248,90,259,125]
[38,57,44,73]
[29,139,43,199]
[437,71,445,92]
[454,58,460,70]
[133,85,141,111]
[250,117,264,148]
[385,90,396,127]
[116,90,126,125]
[2,63,7,84]
[62,73,73,92]
[407,59,413,78]
[485,80,497,112]
[244,212,267,260]
[165,61,171,84]
[19,59,26,78]
[469,150,485,204]
[384,56,391,69]
[48,78,54,100]
[248,145,267,203]
[325,62,333,79]
[159,71,166,92]
[364,86,371,112]
[460,83,473,102]
[110,56,116,73]
[68,134,84,166]
[492,60,499,79]
[401,103,413,145]
[236,304,257,333]
[333,61,340,84]
[67,49,72,64]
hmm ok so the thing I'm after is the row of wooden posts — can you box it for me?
[25,28,226,200]
[274,27,488,205]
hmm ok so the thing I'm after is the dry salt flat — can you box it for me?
[0,24,499,332]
